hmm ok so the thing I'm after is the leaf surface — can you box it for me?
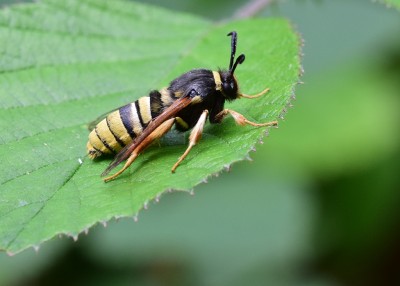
[0,0,301,254]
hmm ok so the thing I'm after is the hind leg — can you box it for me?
[171,110,209,173]
[215,109,278,127]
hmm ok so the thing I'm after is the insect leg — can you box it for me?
[103,118,176,182]
[240,87,270,99]
[171,110,209,173]
[215,109,278,127]
[175,117,189,130]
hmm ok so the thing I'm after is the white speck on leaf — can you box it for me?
[18,200,28,207]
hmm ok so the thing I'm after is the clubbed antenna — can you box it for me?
[227,31,237,70]
[227,31,245,75]
[231,54,245,74]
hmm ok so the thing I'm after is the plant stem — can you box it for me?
[233,0,273,19]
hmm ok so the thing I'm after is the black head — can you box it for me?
[220,31,245,101]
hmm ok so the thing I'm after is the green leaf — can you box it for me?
[0,0,301,254]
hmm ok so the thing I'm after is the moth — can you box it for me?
[87,31,277,182]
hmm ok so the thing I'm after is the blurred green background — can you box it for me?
[1,0,399,285]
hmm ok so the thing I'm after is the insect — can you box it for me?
[87,31,278,182]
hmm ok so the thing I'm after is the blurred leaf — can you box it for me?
[134,0,249,20]
[0,238,68,285]
[263,63,400,176]
[0,0,301,254]
[380,0,400,10]
[83,161,315,286]
[264,0,400,74]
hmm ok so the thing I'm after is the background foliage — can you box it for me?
[1,0,400,285]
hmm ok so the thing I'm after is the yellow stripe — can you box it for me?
[160,87,173,106]
[89,128,110,153]
[87,141,101,159]
[213,71,222,91]
[174,91,183,98]
[190,95,202,104]
[96,119,123,152]
[175,117,189,130]
[138,97,152,124]
[130,103,143,135]
[107,110,132,145]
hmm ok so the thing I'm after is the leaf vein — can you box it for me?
[6,158,83,249]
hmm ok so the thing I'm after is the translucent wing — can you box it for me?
[101,95,192,177]
[87,106,122,131]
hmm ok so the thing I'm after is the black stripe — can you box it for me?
[167,88,176,101]
[119,104,136,140]
[106,116,126,148]
[135,100,145,127]
[150,90,163,118]
[90,145,103,156]
[95,127,116,154]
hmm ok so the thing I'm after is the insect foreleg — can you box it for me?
[215,109,278,127]
[175,117,189,130]
[103,118,176,182]
[171,110,209,173]
[239,87,270,99]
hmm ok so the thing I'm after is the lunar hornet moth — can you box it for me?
[87,31,278,182]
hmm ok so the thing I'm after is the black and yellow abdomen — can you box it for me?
[87,32,276,182]
[87,88,176,159]
[87,69,217,159]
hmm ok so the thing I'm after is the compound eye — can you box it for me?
[223,82,230,91]
[230,82,235,89]
[189,89,198,97]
